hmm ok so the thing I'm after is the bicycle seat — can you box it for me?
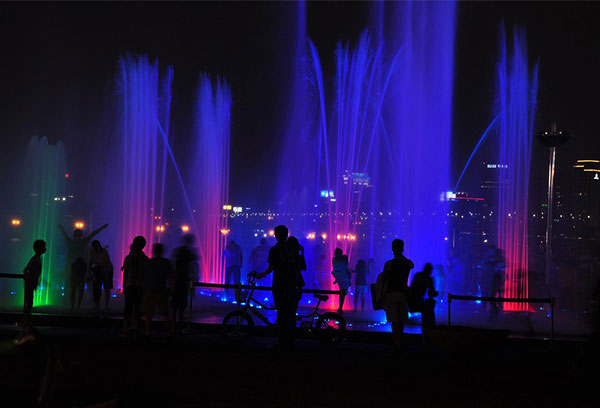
[313,294,329,302]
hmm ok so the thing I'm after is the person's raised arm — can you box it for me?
[58,224,69,241]
[87,223,109,240]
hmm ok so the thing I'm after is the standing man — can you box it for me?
[58,223,108,311]
[22,240,46,326]
[224,240,243,286]
[381,239,414,348]
[89,240,114,313]
[256,225,298,351]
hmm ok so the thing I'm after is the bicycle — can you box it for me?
[222,272,346,344]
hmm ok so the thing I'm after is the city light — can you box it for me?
[268,229,274,237]
[11,218,21,226]
[321,233,327,241]
[181,225,190,233]
[220,228,230,235]
[306,232,316,240]
[233,206,242,213]
[155,225,165,232]
[74,221,85,229]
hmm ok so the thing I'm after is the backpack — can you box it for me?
[371,269,388,311]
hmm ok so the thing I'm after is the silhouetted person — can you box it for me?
[143,243,175,336]
[256,225,298,351]
[381,239,414,348]
[316,254,329,289]
[58,223,108,311]
[353,259,369,312]
[89,240,114,313]
[224,240,243,287]
[121,236,148,337]
[480,246,505,319]
[250,238,270,285]
[332,248,351,314]
[22,240,46,326]
[409,263,439,328]
[286,236,306,311]
[171,234,197,327]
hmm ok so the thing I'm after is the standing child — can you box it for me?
[22,240,46,326]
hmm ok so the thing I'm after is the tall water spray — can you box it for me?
[496,26,538,310]
[192,74,231,284]
[116,55,173,286]
[20,136,66,306]
[381,1,456,274]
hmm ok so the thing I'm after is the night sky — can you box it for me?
[1,1,598,210]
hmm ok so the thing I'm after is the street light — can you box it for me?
[537,124,571,286]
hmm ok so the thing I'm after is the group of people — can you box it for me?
[120,234,198,337]
[21,223,439,349]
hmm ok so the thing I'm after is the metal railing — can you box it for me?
[0,273,24,279]
[447,293,556,343]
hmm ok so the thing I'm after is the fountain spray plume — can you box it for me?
[192,73,231,284]
[495,25,539,311]
[116,55,173,288]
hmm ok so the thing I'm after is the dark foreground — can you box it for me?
[0,320,598,407]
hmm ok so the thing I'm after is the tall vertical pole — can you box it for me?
[545,143,556,285]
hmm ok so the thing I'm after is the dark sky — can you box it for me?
[0,1,598,209]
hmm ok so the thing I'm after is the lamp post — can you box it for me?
[537,124,571,286]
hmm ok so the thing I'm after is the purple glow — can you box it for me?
[192,74,231,284]
[496,26,538,310]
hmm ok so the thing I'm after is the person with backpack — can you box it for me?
[332,248,351,314]
[256,225,299,351]
[380,239,414,348]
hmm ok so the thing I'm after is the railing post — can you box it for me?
[447,293,452,326]
[550,296,555,346]
[187,281,194,332]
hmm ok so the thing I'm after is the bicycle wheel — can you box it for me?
[316,312,346,345]
[222,310,255,342]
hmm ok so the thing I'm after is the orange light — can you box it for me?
[267,216,274,221]
[337,234,343,241]
[74,221,85,229]
[181,225,190,233]
[268,229,275,237]
[155,225,165,233]
[321,233,327,241]
[11,218,21,226]
[306,232,316,240]
[220,228,230,236]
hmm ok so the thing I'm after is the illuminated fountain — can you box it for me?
[191,74,231,284]
[20,136,67,306]
[495,26,538,310]
[115,55,173,287]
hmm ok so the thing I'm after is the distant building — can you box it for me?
[571,159,600,226]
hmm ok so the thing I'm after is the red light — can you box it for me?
[65,173,69,178]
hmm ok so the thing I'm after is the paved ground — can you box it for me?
[1,320,598,408]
